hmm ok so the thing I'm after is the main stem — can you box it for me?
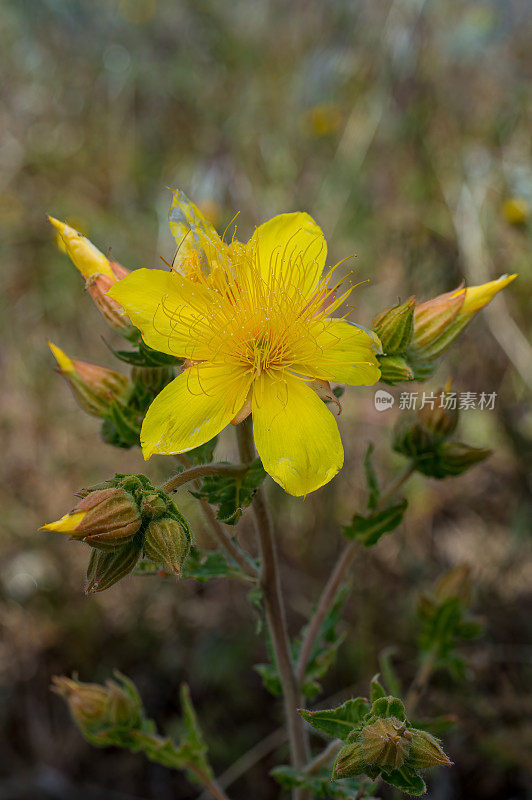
[236,419,308,776]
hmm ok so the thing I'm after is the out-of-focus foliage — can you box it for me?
[0,0,530,798]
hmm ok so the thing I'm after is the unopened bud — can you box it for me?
[392,413,434,459]
[86,541,141,593]
[377,355,414,385]
[433,441,491,477]
[48,216,115,280]
[435,564,472,605]
[360,717,411,769]
[502,197,530,226]
[52,676,109,733]
[409,275,517,361]
[373,297,415,355]
[417,384,459,439]
[143,515,191,575]
[408,729,452,769]
[105,678,142,728]
[87,272,135,336]
[48,341,131,417]
[333,741,368,779]
[140,493,168,520]
[41,487,141,549]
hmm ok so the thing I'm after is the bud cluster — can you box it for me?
[333,695,451,792]
[392,384,491,479]
[41,474,192,592]
[373,275,516,384]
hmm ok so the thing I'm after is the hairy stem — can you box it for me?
[236,419,309,781]
[173,454,258,579]
[189,766,232,800]
[162,462,249,494]
[296,462,415,686]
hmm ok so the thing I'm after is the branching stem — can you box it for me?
[162,463,249,493]
[172,454,258,579]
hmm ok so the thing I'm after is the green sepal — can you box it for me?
[342,500,408,547]
[299,698,371,741]
[85,539,142,593]
[191,458,267,524]
[107,333,183,368]
[377,354,414,385]
[372,297,415,355]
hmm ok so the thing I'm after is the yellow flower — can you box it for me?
[109,195,381,496]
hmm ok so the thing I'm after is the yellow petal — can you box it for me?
[48,216,115,280]
[252,372,344,496]
[141,363,252,459]
[247,212,327,301]
[457,274,517,315]
[295,319,381,386]
[108,268,213,360]
[41,510,86,533]
[48,340,75,373]
[168,189,225,273]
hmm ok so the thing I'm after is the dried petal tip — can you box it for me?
[48,216,115,280]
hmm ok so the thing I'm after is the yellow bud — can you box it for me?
[41,510,87,533]
[502,197,530,226]
[48,216,115,280]
[48,341,131,417]
[457,274,517,316]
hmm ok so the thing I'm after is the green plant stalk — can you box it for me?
[162,462,249,493]
[173,453,258,579]
[236,419,309,788]
[405,646,438,716]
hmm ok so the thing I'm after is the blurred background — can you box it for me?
[1,0,531,798]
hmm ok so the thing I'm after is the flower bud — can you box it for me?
[87,272,135,336]
[435,564,472,605]
[139,493,168,520]
[373,297,415,355]
[409,275,517,361]
[432,441,491,477]
[502,197,529,226]
[104,677,142,729]
[360,717,411,770]
[333,741,368,779]
[41,487,141,549]
[52,676,109,734]
[86,541,141,593]
[131,365,175,394]
[392,413,435,459]
[48,216,115,280]
[417,384,459,439]
[377,355,414,385]
[408,729,452,769]
[143,516,191,576]
[48,341,131,417]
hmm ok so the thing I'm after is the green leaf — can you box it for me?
[271,765,376,799]
[254,663,282,696]
[342,500,407,547]
[192,458,267,524]
[381,766,426,795]
[183,549,249,582]
[185,436,218,465]
[300,698,371,741]
[369,674,387,702]
[363,444,380,510]
[178,683,212,777]
[298,583,350,699]
[378,646,402,697]
[107,335,183,368]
